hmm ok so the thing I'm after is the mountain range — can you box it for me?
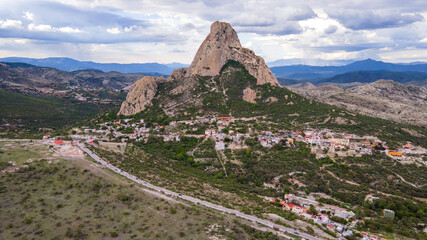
[0,57,188,75]
[0,62,144,92]
[271,59,427,80]
[3,56,427,83]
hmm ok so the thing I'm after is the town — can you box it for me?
[39,115,426,240]
[62,116,425,164]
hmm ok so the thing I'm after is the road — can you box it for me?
[78,143,320,240]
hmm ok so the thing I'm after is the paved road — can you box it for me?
[78,143,320,240]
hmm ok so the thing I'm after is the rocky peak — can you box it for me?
[183,21,279,86]
[118,76,160,116]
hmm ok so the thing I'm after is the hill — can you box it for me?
[289,79,427,126]
[0,57,188,75]
[271,59,427,80]
[0,141,280,240]
[0,62,148,91]
[316,71,427,87]
[0,89,114,135]
[117,22,426,148]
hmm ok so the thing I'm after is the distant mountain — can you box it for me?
[271,59,427,79]
[267,58,354,67]
[0,57,188,75]
[0,62,145,91]
[316,71,427,87]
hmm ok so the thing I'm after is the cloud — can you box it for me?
[0,19,23,29]
[327,10,424,30]
[107,27,120,34]
[324,25,337,34]
[1,0,427,63]
[23,11,34,21]
[236,23,302,35]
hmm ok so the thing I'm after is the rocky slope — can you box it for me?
[0,62,144,91]
[168,21,278,86]
[118,76,165,116]
[290,79,427,126]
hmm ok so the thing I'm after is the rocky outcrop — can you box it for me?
[118,76,159,116]
[290,79,427,126]
[185,21,279,86]
[118,21,280,116]
[167,68,187,81]
[243,87,257,103]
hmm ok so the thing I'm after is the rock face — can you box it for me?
[118,76,159,116]
[185,21,279,86]
[167,68,187,81]
[290,79,427,126]
[118,21,280,116]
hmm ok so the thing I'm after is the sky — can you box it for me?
[1,0,427,65]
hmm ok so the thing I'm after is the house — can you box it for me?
[327,224,336,231]
[287,204,303,214]
[54,139,64,145]
[205,129,216,136]
[342,230,353,236]
[284,194,294,202]
[371,235,379,240]
[335,210,355,220]
[217,120,229,126]
[185,120,194,125]
[387,150,402,157]
[335,224,344,233]
[215,141,225,150]
[403,144,414,149]
[383,209,395,219]
[319,214,329,224]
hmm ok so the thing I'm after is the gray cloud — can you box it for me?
[235,23,302,35]
[1,0,427,63]
[324,25,338,34]
[327,10,424,30]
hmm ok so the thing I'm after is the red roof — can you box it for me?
[220,117,231,119]
[288,204,302,209]
[54,139,63,145]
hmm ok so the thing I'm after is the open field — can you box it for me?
[0,141,285,240]
[0,141,55,170]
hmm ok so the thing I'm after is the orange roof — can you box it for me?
[54,139,63,145]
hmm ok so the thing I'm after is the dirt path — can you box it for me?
[394,173,423,188]
[327,170,360,186]
[215,150,228,177]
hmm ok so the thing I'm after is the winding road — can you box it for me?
[78,143,320,240]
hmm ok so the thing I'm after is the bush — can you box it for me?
[23,217,33,224]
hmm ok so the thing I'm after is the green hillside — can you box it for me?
[0,141,280,240]
[0,90,115,134]
[130,60,426,148]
